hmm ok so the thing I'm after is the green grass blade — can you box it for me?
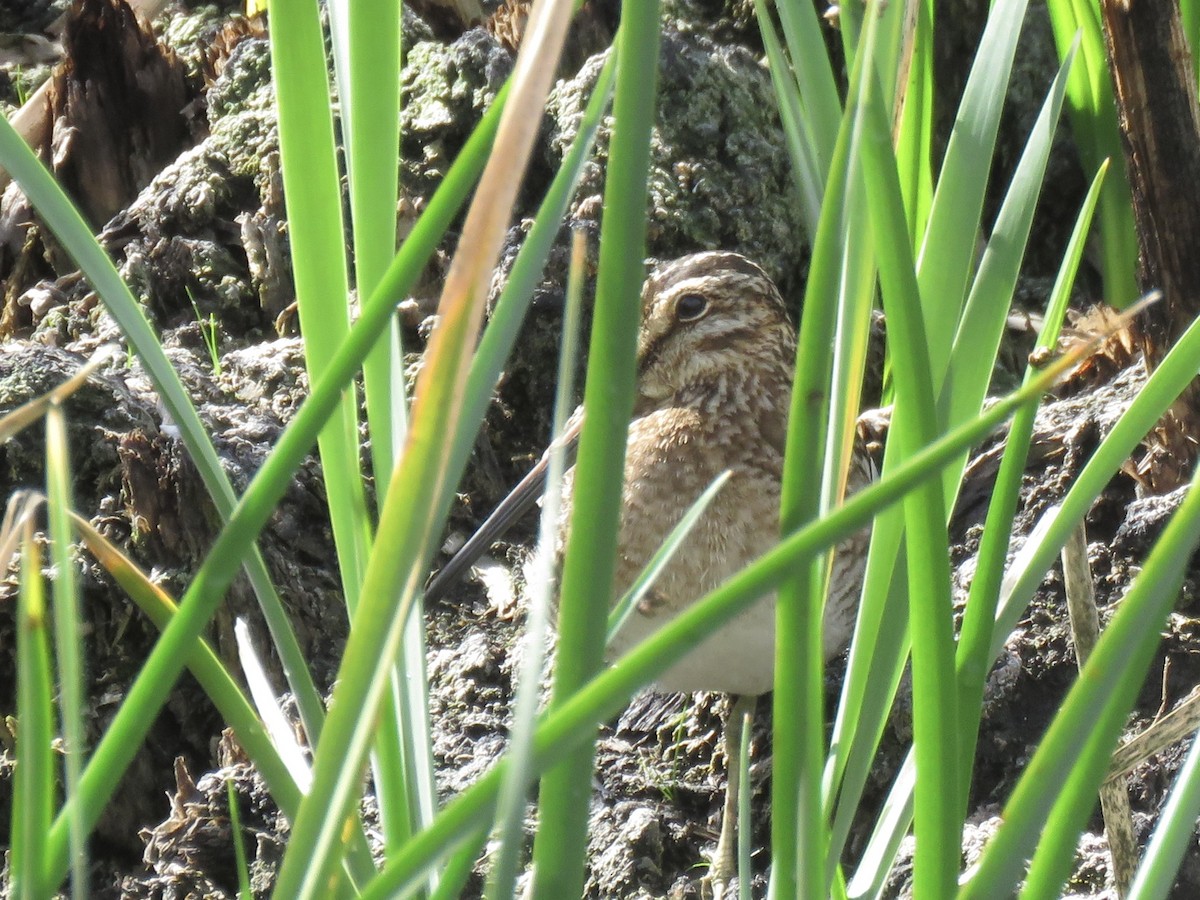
[486,231,588,900]
[774,0,841,183]
[526,4,660,896]
[339,0,407,484]
[774,11,872,891]
[843,164,1108,899]
[755,0,831,234]
[858,40,958,899]
[332,0,424,865]
[846,753,916,899]
[827,552,909,883]
[431,830,491,900]
[736,706,753,900]
[1126,715,1200,900]
[826,4,1040,877]
[1184,0,1200,87]
[830,17,1075,894]
[1045,0,1139,305]
[824,148,879,505]
[45,404,86,899]
[270,0,371,610]
[227,778,254,900]
[991,308,1200,653]
[850,288,1200,900]
[939,44,1076,497]
[892,0,935,242]
[271,17,405,863]
[13,522,54,899]
[954,161,1108,810]
[917,0,1030,386]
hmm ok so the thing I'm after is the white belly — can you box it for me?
[605,589,778,696]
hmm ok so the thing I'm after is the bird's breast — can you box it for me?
[612,405,783,606]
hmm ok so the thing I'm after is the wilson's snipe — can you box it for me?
[428,251,874,897]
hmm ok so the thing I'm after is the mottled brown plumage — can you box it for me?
[425,251,873,898]
[556,251,871,898]
[564,251,868,697]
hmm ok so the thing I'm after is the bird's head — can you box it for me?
[635,252,795,406]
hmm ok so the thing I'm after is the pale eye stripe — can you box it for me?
[694,324,763,354]
[661,275,779,310]
[663,276,723,300]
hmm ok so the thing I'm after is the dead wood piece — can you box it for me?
[0,0,174,194]
[1101,0,1200,361]
[1108,683,1200,784]
[1062,523,1136,896]
[1101,0,1200,490]
[0,0,196,337]
[1060,304,1142,391]
[133,752,270,897]
[118,429,214,563]
[47,0,194,229]
[198,12,269,86]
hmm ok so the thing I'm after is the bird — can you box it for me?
[426,250,874,897]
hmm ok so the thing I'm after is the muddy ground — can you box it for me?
[1,1,1199,897]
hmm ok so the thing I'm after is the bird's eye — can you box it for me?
[675,293,708,321]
